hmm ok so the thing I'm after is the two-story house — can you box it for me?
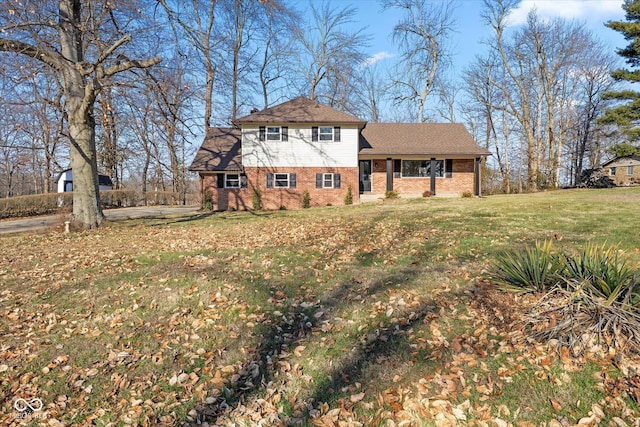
[189,97,490,210]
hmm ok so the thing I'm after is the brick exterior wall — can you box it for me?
[605,160,640,186]
[201,167,359,211]
[368,158,476,196]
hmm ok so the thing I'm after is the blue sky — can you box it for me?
[340,0,628,75]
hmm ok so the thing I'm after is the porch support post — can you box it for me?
[430,157,437,196]
[475,157,482,196]
[386,158,393,191]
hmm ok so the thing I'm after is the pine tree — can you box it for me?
[600,0,640,143]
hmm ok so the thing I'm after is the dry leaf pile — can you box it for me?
[0,208,638,426]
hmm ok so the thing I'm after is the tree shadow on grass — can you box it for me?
[182,262,457,426]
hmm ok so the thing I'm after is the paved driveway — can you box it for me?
[0,206,201,235]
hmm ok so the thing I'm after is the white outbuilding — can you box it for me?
[56,168,114,192]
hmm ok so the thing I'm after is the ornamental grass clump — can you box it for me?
[488,241,640,354]
[486,240,562,293]
[560,244,637,308]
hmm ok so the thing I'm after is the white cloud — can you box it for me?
[365,51,394,66]
[507,0,624,26]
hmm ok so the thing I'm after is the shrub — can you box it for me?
[302,190,311,208]
[203,191,214,211]
[385,190,399,199]
[560,244,637,308]
[251,188,262,211]
[422,190,432,198]
[344,186,353,205]
[486,240,562,293]
[462,191,473,198]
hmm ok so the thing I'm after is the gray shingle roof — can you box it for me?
[188,127,242,172]
[360,123,491,156]
[235,97,366,126]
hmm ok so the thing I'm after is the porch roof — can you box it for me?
[359,123,491,157]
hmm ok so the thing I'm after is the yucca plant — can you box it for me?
[487,240,562,293]
[561,244,637,308]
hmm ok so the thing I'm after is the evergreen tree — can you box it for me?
[600,0,640,143]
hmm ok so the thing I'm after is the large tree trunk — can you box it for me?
[68,103,104,228]
[59,0,103,228]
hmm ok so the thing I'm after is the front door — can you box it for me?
[359,160,372,193]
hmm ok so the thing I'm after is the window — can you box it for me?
[315,173,341,189]
[266,173,296,188]
[402,160,444,177]
[267,126,281,141]
[225,173,240,188]
[323,173,333,188]
[312,126,340,142]
[259,126,288,141]
[628,165,634,175]
[610,167,616,176]
[218,173,247,188]
[275,173,289,187]
[319,127,333,141]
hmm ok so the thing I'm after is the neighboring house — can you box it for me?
[189,97,490,211]
[56,168,114,192]
[602,156,640,186]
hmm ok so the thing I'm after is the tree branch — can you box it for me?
[99,56,162,79]
[0,37,60,69]
[96,34,132,66]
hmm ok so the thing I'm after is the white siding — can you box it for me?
[241,125,359,168]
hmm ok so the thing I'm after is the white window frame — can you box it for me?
[266,126,281,141]
[225,173,240,188]
[319,126,334,141]
[323,173,334,188]
[274,173,290,188]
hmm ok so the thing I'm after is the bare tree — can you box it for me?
[158,0,219,131]
[0,1,161,228]
[257,0,300,108]
[294,1,370,107]
[384,0,456,123]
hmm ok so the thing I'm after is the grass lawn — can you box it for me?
[1,187,639,426]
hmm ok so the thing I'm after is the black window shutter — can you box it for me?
[266,173,273,188]
[316,173,323,188]
[334,173,341,188]
[445,159,453,178]
[259,126,265,141]
[241,174,248,188]
[282,126,288,141]
[290,173,297,188]
[394,159,401,178]
[217,173,224,188]
[334,127,341,142]
[312,127,318,142]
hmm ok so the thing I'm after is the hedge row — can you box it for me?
[0,190,198,220]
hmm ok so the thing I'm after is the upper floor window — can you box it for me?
[312,126,341,142]
[267,127,281,140]
[259,126,288,141]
